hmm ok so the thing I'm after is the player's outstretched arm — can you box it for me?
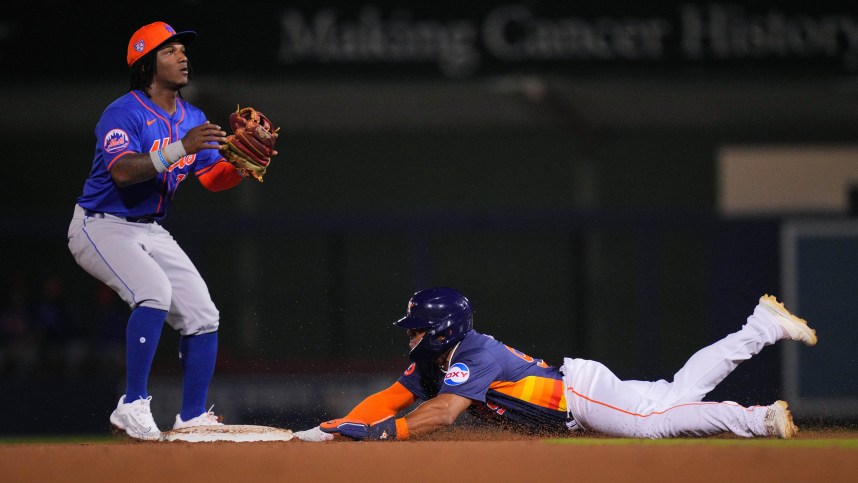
[294,382,416,442]
[344,381,416,423]
[401,393,471,438]
[318,393,472,441]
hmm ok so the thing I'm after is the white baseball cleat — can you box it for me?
[758,295,818,346]
[110,395,161,441]
[764,400,798,439]
[173,405,224,430]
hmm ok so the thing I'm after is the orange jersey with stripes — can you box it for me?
[397,331,568,431]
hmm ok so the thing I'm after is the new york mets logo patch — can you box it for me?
[134,40,145,53]
[444,362,470,386]
[104,129,130,154]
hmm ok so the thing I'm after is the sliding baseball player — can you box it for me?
[294,287,816,441]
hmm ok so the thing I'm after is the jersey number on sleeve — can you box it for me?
[504,345,549,368]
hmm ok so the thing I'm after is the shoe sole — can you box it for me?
[110,411,161,441]
[772,400,799,439]
[759,295,818,346]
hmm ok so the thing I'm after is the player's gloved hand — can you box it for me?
[293,426,334,442]
[220,105,279,182]
[319,416,398,441]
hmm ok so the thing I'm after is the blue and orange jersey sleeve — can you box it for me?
[197,161,244,191]
[343,381,416,423]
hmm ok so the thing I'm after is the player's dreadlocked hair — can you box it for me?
[128,49,192,96]
[129,51,157,93]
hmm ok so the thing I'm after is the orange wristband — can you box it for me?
[395,418,409,440]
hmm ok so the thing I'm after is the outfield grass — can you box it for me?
[0,435,117,445]
[546,437,858,448]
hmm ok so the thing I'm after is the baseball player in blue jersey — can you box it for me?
[67,22,251,440]
[294,287,817,441]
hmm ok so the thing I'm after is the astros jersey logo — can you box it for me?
[444,362,470,386]
[104,129,130,154]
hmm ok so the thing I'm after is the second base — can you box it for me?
[160,424,294,442]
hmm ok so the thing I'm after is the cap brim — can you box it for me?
[160,30,196,48]
[395,315,432,329]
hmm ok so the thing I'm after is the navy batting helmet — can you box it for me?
[395,287,473,362]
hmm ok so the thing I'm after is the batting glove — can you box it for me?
[319,416,399,441]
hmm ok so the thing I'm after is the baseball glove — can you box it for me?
[221,105,279,182]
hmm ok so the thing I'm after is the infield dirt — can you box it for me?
[3,428,856,483]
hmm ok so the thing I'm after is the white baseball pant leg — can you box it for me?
[68,205,219,335]
[561,303,783,438]
[146,223,219,335]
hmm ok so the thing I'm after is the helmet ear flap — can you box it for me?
[408,329,439,362]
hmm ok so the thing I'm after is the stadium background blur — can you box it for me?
[1,0,857,434]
